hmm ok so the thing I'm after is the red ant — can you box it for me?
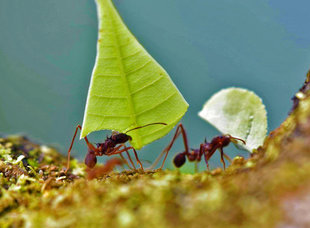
[86,158,124,180]
[150,123,246,170]
[66,122,167,173]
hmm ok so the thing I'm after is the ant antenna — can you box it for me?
[125,122,167,134]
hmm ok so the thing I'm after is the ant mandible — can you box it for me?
[150,123,246,170]
[65,122,167,173]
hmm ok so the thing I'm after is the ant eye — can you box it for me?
[85,152,97,168]
[173,153,186,168]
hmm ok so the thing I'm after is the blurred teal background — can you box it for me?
[1,0,310,171]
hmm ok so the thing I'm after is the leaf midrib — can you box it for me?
[107,0,142,146]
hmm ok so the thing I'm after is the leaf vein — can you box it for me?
[122,50,142,60]
[100,44,116,48]
[136,92,177,117]
[96,74,121,78]
[109,4,142,145]
[89,113,131,118]
[131,75,164,95]
[99,56,118,60]
[92,94,127,99]
[125,60,152,75]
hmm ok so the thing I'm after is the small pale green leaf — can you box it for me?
[81,0,188,149]
[198,88,267,152]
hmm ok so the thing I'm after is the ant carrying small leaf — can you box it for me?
[65,122,167,173]
[150,123,246,170]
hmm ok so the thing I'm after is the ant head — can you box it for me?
[112,133,132,143]
[221,135,231,146]
[173,152,186,168]
[210,135,230,147]
[84,151,97,168]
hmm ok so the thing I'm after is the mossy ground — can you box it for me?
[1,73,310,227]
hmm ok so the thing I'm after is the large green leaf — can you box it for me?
[198,88,267,152]
[81,0,188,149]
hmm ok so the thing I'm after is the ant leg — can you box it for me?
[223,153,232,163]
[66,125,81,172]
[107,145,137,170]
[109,145,144,171]
[107,145,143,171]
[107,144,123,153]
[149,129,181,170]
[119,153,133,170]
[205,157,210,171]
[125,150,137,170]
[66,125,98,173]
[197,144,205,162]
[161,123,190,169]
[219,147,226,170]
[204,149,212,171]
[115,145,143,171]
[194,161,199,172]
[150,123,190,169]
[130,147,144,171]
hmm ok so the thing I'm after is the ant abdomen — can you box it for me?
[173,152,186,167]
[85,151,97,168]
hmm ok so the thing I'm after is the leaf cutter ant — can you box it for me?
[66,122,167,173]
[86,157,124,180]
[150,123,246,170]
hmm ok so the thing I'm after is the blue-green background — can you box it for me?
[1,0,310,171]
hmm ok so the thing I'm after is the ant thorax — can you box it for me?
[95,142,109,154]
[95,133,130,155]
[202,142,213,151]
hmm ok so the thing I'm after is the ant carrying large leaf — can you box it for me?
[150,123,246,170]
[65,122,167,173]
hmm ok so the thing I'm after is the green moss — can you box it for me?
[2,73,310,227]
